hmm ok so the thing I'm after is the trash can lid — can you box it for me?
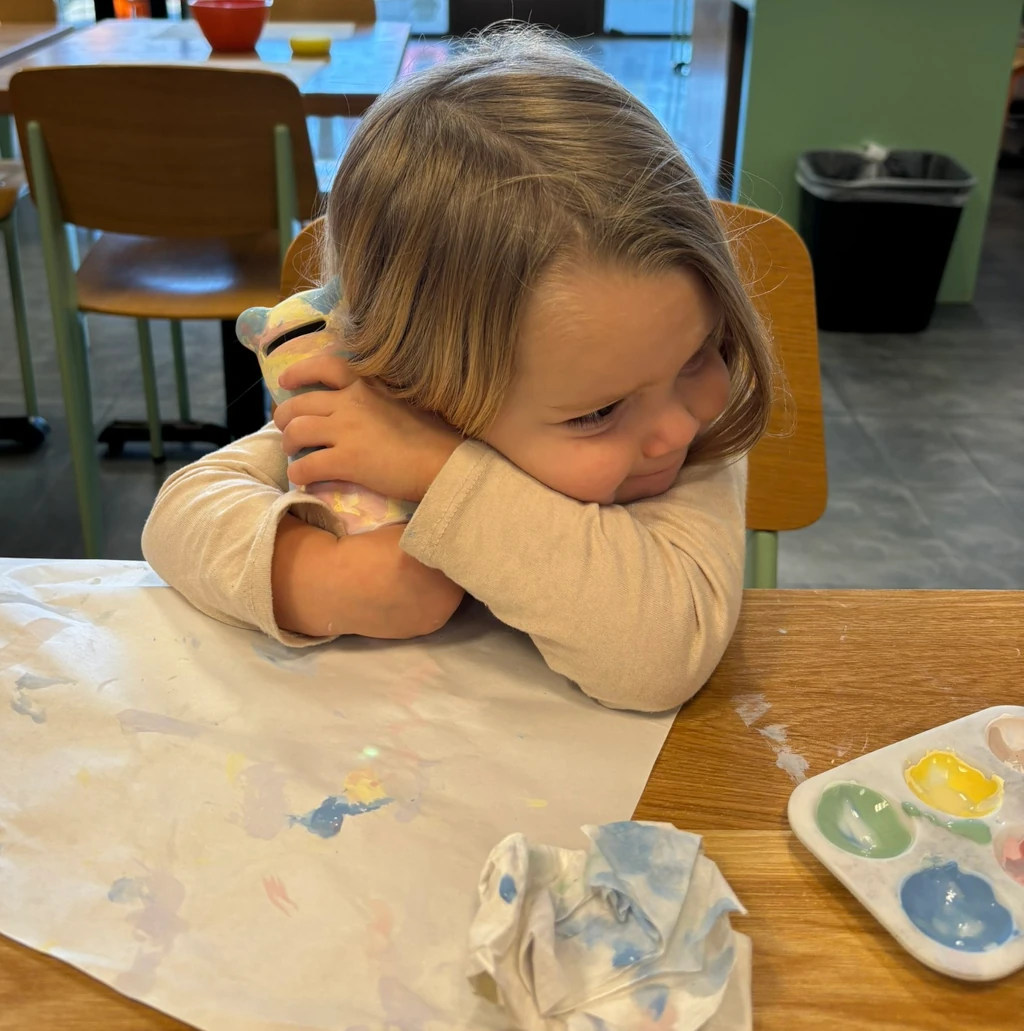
[797,149,976,206]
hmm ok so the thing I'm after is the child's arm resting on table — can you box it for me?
[141,424,463,644]
[400,442,747,713]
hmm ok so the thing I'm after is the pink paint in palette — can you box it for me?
[788,705,1024,981]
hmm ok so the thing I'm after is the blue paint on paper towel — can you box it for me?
[291,795,392,838]
[498,875,517,903]
[591,822,684,900]
[900,861,1015,952]
[635,985,669,1020]
[612,942,644,968]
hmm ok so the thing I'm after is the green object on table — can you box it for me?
[745,529,778,589]
[169,319,191,423]
[136,318,164,463]
[2,207,38,419]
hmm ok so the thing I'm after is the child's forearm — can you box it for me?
[272,516,464,639]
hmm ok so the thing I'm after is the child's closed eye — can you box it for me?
[565,401,621,429]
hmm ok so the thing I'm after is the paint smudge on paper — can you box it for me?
[251,638,318,672]
[116,709,202,738]
[291,770,393,838]
[107,870,188,997]
[262,875,299,915]
[76,769,92,787]
[498,875,517,903]
[239,762,290,840]
[733,693,771,726]
[225,752,247,784]
[9,669,72,723]
[524,798,548,809]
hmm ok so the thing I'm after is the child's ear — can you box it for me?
[236,306,271,353]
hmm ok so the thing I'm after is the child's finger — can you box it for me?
[277,353,356,392]
[287,447,347,487]
[281,415,333,457]
[273,390,341,431]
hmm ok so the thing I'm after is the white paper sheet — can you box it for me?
[0,560,675,1031]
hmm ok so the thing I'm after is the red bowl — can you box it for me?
[190,0,272,53]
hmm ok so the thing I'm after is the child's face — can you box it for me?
[484,262,730,505]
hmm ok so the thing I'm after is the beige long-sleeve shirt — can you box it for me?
[142,424,747,712]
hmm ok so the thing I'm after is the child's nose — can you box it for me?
[643,403,700,459]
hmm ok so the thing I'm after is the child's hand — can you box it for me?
[274,355,462,502]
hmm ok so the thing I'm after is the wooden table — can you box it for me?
[0,17,410,117]
[0,22,74,65]
[1,590,1021,1028]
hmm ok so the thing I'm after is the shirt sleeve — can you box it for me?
[400,441,747,712]
[141,423,338,647]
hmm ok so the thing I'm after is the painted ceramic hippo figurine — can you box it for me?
[236,280,417,536]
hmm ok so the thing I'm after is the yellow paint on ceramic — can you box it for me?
[524,798,548,808]
[905,750,1003,818]
[75,769,92,786]
[225,752,247,784]
[344,769,388,806]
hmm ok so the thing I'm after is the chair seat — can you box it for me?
[0,160,28,221]
[75,231,283,319]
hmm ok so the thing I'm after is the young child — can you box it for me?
[142,29,775,713]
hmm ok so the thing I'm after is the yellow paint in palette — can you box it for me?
[904,750,1003,818]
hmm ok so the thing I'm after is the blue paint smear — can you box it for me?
[107,877,140,904]
[612,942,644,968]
[635,985,669,1020]
[591,822,683,900]
[10,696,45,723]
[900,861,1015,952]
[16,672,72,691]
[291,795,392,838]
[498,875,518,903]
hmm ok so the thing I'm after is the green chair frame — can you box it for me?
[25,121,301,558]
[745,530,780,589]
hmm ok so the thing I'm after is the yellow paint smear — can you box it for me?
[75,769,92,786]
[905,750,1003,818]
[225,752,247,784]
[524,798,548,809]
[344,769,387,805]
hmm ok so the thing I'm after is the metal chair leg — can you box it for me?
[169,319,191,422]
[136,319,164,462]
[2,210,39,417]
[745,530,779,589]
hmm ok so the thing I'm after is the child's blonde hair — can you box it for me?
[326,27,773,461]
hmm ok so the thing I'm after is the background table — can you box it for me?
[1,589,1021,1028]
[0,17,410,117]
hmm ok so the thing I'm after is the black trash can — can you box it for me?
[797,150,975,332]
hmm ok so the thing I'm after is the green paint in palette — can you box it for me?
[815,783,912,858]
[901,801,992,844]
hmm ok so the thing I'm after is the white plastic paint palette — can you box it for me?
[788,705,1024,981]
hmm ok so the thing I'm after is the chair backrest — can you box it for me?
[281,216,326,298]
[11,66,319,237]
[281,209,829,535]
[713,200,827,532]
[270,0,376,21]
[0,0,56,21]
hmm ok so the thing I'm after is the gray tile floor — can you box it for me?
[1,38,1022,588]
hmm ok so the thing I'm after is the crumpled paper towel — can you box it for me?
[468,822,751,1031]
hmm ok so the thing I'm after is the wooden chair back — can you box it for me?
[713,200,827,532]
[270,0,376,21]
[11,66,318,237]
[281,209,828,536]
[281,216,327,297]
[0,0,57,21]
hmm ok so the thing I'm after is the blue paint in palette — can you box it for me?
[900,862,1015,952]
[498,875,517,903]
[291,795,392,838]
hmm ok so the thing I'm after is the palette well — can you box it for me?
[788,705,1024,981]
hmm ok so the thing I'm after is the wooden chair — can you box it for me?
[712,200,828,588]
[270,0,377,20]
[0,161,48,450]
[12,65,320,558]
